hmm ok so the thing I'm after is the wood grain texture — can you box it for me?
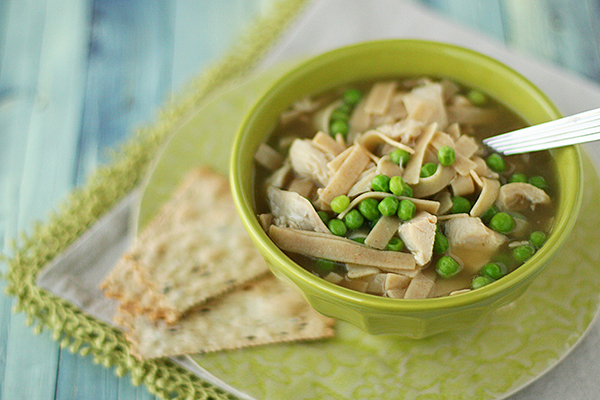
[502,0,600,83]
[1,0,600,399]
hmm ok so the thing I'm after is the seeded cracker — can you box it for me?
[116,273,336,359]
[101,167,269,323]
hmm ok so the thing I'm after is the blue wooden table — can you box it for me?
[1,0,600,399]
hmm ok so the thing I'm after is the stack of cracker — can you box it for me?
[101,167,335,359]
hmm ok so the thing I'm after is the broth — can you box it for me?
[253,77,556,299]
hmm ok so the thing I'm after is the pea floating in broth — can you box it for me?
[253,77,556,299]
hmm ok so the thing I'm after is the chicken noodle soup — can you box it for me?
[253,78,556,299]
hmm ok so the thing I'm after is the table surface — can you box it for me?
[2,0,600,399]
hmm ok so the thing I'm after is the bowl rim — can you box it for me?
[230,39,583,313]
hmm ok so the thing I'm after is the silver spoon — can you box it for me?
[483,107,600,155]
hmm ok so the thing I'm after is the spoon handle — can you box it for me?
[483,107,600,154]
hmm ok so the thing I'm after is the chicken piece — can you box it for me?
[444,215,507,273]
[398,211,437,266]
[288,139,331,187]
[377,119,424,145]
[495,182,551,212]
[267,186,329,233]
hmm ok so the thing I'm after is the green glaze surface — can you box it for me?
[140,45,600,399]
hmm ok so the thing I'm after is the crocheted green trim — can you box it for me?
[1,0,309,399]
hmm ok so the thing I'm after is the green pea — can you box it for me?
[489,212,515,233]
[330,195,350,214]
[315,259,336,274]
[480,205,498,224]
[389,148,411,167]
[480,262,506,280]
[528,175,548,190]
[389,176,406,196]
[330,120,349,137]
[344,209,365,230]
[317,210,331,225]
[436,256,462,278]
[402,184,413,197]
[352,237,366,244]
[529,231,547,249]
[513,244,535,263]
[437,145,456,166]
[467,89,487,106]
[492,254,518,270]
[386,237,404,251]
[358,198,381,221]
[486,153,506,173]
[420,162,438,178]
[397,199,417,221]
[509,173,527,183]
[433,231,449,254]
[328,219,347,236]
[335,103,352,113]
[472,276,493,290]
[371,174,391,192]
[343,89,363,106]
[330,108,350,122]
[450,196,471,214]
[378,196,400,217]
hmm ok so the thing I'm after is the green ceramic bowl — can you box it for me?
[230,40,582,338]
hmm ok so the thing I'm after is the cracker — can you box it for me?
[101,167,269,323]
[117,273,336,359]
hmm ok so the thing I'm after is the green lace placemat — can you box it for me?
[1,1,309,399]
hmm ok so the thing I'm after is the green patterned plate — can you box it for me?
[139,65,600,400]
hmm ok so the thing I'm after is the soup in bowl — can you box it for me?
[230,40,582,337]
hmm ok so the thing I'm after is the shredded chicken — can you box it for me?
[257,77,555,299]
[495,182,551,212]
[289,139,331,187]
[267,187,329,233]
[398,211,437,266]
[444,215,507,273]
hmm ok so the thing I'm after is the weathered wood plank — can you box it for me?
[55,349,155,400]
[502,0,600,83]
[170,0,268,91]
[417,0,506,42]
[0,0,65,398]
[74,0,175,187]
